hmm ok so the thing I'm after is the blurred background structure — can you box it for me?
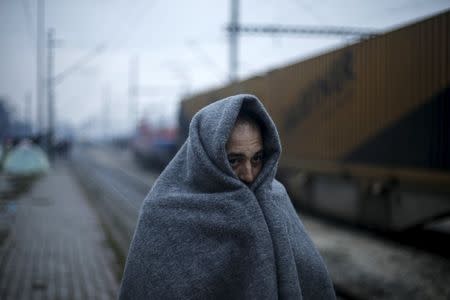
[0,0,448,142]
[1,1,449,299]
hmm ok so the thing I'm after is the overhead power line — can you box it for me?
[48,1,155,89]
[52,43,107,86]
[291,0,325,24]
[186,40,225,81]
[106,1,156,51]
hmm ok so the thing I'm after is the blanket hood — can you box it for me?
[185,94,281,192]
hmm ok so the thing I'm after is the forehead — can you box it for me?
[226,122,263,153]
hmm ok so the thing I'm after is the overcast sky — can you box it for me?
[1,0,449,137]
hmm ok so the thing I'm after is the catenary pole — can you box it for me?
[128,55,139,130]
[229,0,239,82]
[47,28,55,160]
[36,0,45,135]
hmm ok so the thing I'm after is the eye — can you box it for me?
[251,152,264,163]
[228,156,240,167]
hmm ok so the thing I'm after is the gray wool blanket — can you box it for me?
[119,94,336,299]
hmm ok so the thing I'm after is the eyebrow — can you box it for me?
[227,153,245,158]
[227,149,263,158]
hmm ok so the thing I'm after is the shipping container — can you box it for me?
[179,10,450,230]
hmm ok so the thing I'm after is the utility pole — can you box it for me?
[24,92,32,127]
[36,0,45,135]
[103,84,111,141]
[47,28,55,160]
[228,0,239,82]
[128,55,139,130]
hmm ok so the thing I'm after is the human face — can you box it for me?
[226,122,264,184]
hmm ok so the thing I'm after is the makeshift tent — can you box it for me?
[3,143,50,176]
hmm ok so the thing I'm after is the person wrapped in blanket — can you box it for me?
[119,94,336,299]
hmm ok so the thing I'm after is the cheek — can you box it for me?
[253,164,262,176]
[232,165,241,175]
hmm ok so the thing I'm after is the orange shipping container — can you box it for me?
[180,10,450,230]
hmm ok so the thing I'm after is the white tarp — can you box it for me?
[3,142,50,176]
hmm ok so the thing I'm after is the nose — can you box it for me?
[239,161,254,184]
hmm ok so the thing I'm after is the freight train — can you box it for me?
[178,10,450,230]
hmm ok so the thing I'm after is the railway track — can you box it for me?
[302,209,450,260]
[70,148,155,276]
[70,146,450,299]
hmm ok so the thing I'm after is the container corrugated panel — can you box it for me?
[343,10,449,172]
[180,10,450,175]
